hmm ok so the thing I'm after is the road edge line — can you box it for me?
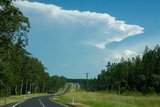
[39,97,45,107]
[12,99,26,107]
[49,96,68,107]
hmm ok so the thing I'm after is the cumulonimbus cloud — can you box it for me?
[14,0,144,49]
[12,0,146,78]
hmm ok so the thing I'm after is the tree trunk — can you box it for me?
[20,79,23,95]
[43,83,46,93]
[14,85,17,95]
[30,83,32,93]
[25,81,28,94]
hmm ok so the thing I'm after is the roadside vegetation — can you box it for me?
[0,0,66,103]
[54,84,160,107]
[1,0,160,107]
[69,45,160,95]
[66,45,160,106]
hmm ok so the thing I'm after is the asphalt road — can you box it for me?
[10,95,68,107]
[4,85,71,107]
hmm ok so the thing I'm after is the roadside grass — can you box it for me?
[53,84,160,107]
[57,83,70,94]
[0,93,48,106]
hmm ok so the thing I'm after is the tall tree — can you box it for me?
[0,0,30,46]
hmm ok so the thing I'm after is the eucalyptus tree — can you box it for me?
[0,0,30,96]
[0,0,67,97]
[86,45,160,94]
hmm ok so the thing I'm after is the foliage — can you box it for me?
[88,45,160,94]
[0,0,30,47]
[69,45,160,94]
[54,84,160,107]
[0,0,66,97]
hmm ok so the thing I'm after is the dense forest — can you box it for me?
[69,45,160,94]
[0,0,66,97]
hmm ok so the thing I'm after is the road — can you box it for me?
[9,95,68,107]
[4,85,71,107]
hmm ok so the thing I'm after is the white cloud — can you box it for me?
[14,0,144,49]
[94,43,106,49]
[13,1,145,78]
[85,42,106,49]
[124,49,137,56]
[112,49,137,62]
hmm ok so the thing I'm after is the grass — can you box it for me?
[0,93,48,106]
[57,83,69,94]
[52,84,160,107]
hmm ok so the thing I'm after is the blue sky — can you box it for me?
[14,0,160,79]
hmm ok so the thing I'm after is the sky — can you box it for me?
[13,0,160,79]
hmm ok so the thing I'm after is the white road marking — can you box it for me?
[13,101,24,107]
[12,95,67,107]
[39,97,45,107]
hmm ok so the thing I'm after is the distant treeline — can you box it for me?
[69,45,160,94]
[67,79,87,89]
[0,0,66,97]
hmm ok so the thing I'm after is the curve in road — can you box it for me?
[12,95,68,107]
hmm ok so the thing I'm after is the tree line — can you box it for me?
[69,45,160,94]
[0,0,66,97]
[87,45,160,94]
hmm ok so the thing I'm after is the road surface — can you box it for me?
[4,85,71,107]
[10,95,68,107]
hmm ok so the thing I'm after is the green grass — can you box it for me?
[52,84,160,107]
[57,83,70,94]
[0,93,48,106]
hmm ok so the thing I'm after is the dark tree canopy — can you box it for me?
[70,45,160,95]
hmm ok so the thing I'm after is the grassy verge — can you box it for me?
[0,93,48,106]
[52,84,160,107]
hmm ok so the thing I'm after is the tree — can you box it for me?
[0,0,30,47]
[0,0,66,97]
[86,45,160,94]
